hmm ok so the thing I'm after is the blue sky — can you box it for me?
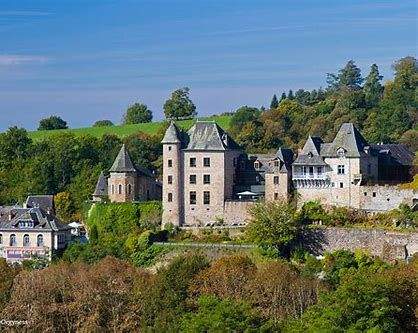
[0,0,416,130]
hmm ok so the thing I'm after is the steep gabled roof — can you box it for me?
[276,147,294,166]
[185,121,241,151]
[321,123,369,157]
[161,122,181,144]
[109,144,136,172]
[301,136,323,155]
[93,171,108,196]
[25,195,54,212]
[0,206,70,231]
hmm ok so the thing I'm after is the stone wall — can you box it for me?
[302,227,418,260]
[359,185,416,212]
[223,200,254,225]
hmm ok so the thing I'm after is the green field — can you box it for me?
[28,115,232,141]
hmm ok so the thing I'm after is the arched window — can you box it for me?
[118,184,122,194]
[9,234,16,246]
[23,234,30,247]
[37,234,44,247]
[111,185,115,194]
[128,184,132,195]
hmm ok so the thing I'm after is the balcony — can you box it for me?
[292,173,328,180]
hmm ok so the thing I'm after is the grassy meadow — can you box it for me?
[28,114,232,141]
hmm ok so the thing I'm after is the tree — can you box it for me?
[38,115,68,130]
[163,87,196,120]
[180,295,263,333]
[0,126,31,168]
[245,201,302,256]
[327,60,363,91]
[288,89,294,100]
[93,120,114,127]
[363,64,383,107]
[280,92,287,102]
[123,103,153,124]
[54,191,76,222]
[270,94,279,109]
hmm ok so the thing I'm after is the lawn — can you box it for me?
[28,114,232,141]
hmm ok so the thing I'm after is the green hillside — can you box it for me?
[28,115,232,141]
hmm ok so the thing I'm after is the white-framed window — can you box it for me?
[10,234,16,246]
[302,166,307,175]
[203,174,210,184]
[337,165,345,174]
[37,234,44,247]
[189,175,196,184]
[23,234,30,247]
[203,157,210,167]
[190,157,196,167]
[190,191,196,205]
[309,166,314,176]
[203,191,210,205]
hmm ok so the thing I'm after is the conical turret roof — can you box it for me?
[93,171,108,196]
[109,144,136,172]
[161,122,181,144]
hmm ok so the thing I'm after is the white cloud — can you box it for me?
[0,55,49,66]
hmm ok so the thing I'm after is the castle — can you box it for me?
[93,144,162,203]
[161,121,416,227]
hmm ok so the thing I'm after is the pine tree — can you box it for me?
[280,92,287,102]
[327,60,364,91]
[270,94,279,109]
[288,89,294,100]
[363,64,383,107]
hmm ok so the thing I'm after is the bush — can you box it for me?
[38,115,68,130]
[93,120,114,127]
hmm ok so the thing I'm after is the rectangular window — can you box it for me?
[189,175,196,184]
[168,159,173,167]
[309,166,314,176]
[203,174,210,184]
[168,146,172,151]
[372,192,376,197]
[364,192,367,196]
[337,165,345,175]
[203,191,210,205]
[317,166,323,175]
[203,157,210,167]
[168,175,173,184]
[168,193,172,202]
[273,176,279,184]
[190,191,196,205]
[339,182,344,188]
[274,193,279,200]
[190,157,196,167]
[302,166,307,175]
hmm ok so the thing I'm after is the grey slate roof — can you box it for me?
[320,123,369,157]
[301,136,323,155]
[109,144,137,173]
[276,148,294,166]
[93,171,108,197]
[0,206,70,232]
[161,122,181,144]
[371,144,414,166]
[25,195,54,212]
[185,121,241,151]
[293,154,327,166]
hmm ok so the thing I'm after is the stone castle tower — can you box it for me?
[161,122,183,226]
[108,144,137,203]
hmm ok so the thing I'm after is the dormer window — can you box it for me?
[274,160,279,167]
[337,147,346,157]
[308,152,313,158]
[254,161,261,169]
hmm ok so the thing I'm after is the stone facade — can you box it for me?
[0,197,72,262]
[162,121,416,227]
[93,145,162,203]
